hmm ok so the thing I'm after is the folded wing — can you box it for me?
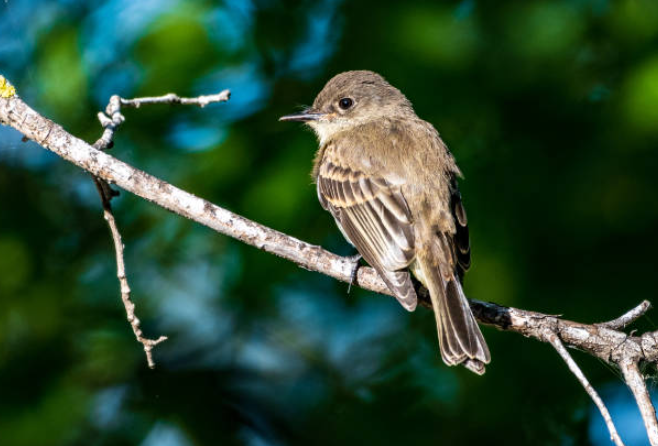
[317,159,418,311]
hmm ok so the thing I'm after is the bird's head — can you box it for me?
[280,70,414,143]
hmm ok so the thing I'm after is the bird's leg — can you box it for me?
[347,253,363,294]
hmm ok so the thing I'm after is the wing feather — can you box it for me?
[449,177,471,281]
[318,160,418,311]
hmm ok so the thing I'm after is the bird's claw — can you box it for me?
[347,253,362,294]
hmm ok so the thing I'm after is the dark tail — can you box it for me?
[418,259,490,374]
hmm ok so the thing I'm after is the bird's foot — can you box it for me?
[347,253,363,294]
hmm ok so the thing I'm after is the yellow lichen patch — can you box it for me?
[0,76,16,98]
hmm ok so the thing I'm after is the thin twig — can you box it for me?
[620,360,658,446]
[119,91,231,108]
[92,178,167,368]
[598,300,652,330]
[93,90,230,151]
[547,332,625,446]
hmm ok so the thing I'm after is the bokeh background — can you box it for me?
[1,0,658,444]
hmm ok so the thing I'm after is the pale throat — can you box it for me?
[308,116,372,146]
[308,120,350,146]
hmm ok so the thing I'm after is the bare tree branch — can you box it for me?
[1,78,657,444]
[93,91,231,150]
[597,300,652,330]
[546,332,624,446]
[93,176,167,368]
[620,360,658,446]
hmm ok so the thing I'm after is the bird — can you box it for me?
[280,70,490,374]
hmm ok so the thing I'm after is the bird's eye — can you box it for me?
[338,97,354,110]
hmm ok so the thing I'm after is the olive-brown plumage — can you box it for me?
[280,70,490,374]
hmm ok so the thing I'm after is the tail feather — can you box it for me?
[417,258,490,374]
[443,279,490,365]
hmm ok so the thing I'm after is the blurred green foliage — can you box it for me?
[1,0,658,445]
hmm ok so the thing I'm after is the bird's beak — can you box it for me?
[279,110,325,122]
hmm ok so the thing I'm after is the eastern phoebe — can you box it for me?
[280,70,490,374]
